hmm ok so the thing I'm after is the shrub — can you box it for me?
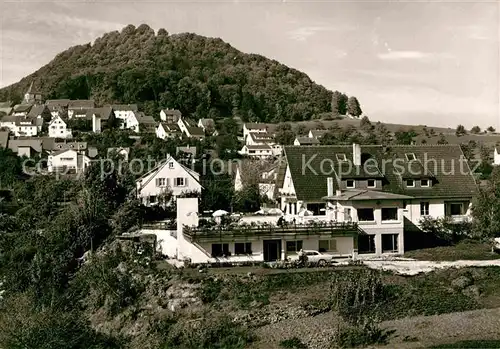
[333,320,394,348]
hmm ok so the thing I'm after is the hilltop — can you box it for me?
[0,24,363,123]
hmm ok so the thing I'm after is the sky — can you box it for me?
[0,0,498,128]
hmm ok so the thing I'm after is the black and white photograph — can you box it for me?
[0,0,499,348]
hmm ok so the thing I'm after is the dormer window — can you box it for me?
[405,153,416,161]
[367,179,376,188]
[169,162,174,169]
[336,154,347,161]
[346,179,355,188]
[421,179,430,187]
[406,179,415,187]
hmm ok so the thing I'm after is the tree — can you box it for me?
[331,91,348,116]
[233,184,261,213]
[487,126,496,133]
[359,116,372,131]
[437,134,448,145]
[472,167,500,246]
[347,96,362,117]
[455,124,466,136]
[295,124,307,136]
[274,123,295,145]
[470,126,481,134]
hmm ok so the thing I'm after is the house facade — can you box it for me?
[156,122,181,139]
[160,109,181,123]
[48,116,72,138]
[68,100,95,119]
[243,123,268,140]
[48,149,90,173]
[278,143,477,255]
[111,104,138,124]
[239,144,274,159]
[136,156,202,206]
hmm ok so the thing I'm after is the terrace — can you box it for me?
[183,220,360,242]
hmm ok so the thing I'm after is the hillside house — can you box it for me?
[68,100,95,119]
[239,144,274,159]
[127,111,156,133]
[243,123,268,140]
[156,122,182,139]
[308,130,327,139]
[278,143,477,255]
[23,82,43,105]
[27,105,51,122]
[48,116,72,139]
[48,149,91,173]
[88,107,114,133]
[160,109,181,123]
[12,104,33,117]
[45,99,70,118]
[245,132,275,146]
[110,104,138,124]
[8,139,44,158]
[197,118,215,132]
[136,156,202,206]
[294,137,320,146]
[14,115,40,137]
[184,126,205,139]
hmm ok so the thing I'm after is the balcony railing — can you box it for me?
[183,221,359,241]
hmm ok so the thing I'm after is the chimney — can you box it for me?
[353,143,361,166]
[327,177,334,197]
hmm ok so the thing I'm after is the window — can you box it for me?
[357,208,375,221]
[420,201,430,216]
[319,239,337,252]
[382,234,399,253]
[336,153,347,161]
[367,179,376,188]
[234,242,252,255]
[212,243,229,257]
[406,179,415,187]
[286,240,303,253]
[346,179,355,188]
[381,207,398,221]
[168,162,174,169]
[156,178,166,187]
[358,235,376,254]
[405,153,416,161]
[450,203,464,216]
[421,179,430,187]
[174,177,185,186]
[149,195,157,204]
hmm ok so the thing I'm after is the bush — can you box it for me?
[333,320,394,348]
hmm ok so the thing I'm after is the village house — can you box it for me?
[45,99,70,118]
[277,143,477,255]
[126,111,156,133]
[87,107,114,133]
[177,117,205,139]
[47,149,91,173]
[239,144,274,159]
[12,104,33,117]
[156,122,182,139]
[308,129,327,140]
[243,123,268,140]
[48,115,72,139]
[110,104,138,124]
[27,105,51,123]
[197,118,215,133]
[13,115,40,137]
[8,139,44,158]
[160,109,181,123]
[23,82,43,105]
[136,155,202,206]
[294,137,320,146]
[68,100,95,119]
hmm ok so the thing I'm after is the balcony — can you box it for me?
[447,215,471,224]
[183,221,360,242]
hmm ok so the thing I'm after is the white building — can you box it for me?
[160,109,181,123]
[110,104,138,127]
[156,122,181,139]
[243,123,268,140]
[47,149,91,173]
[48,116,72,139]
[136,155,202,206]
[239,145,274,159]
[494,147,500,166]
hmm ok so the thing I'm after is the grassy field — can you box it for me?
[430,340,500,348]
[405,242,500,261]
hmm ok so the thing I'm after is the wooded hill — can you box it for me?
[0,24,361,123]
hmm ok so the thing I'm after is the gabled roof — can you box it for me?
[0,113,17,123]
[284,144,477,202]
[8,139,43,153]
[68,100,95,109]
[161,109,181,116]
[13,104,33,113]
[45,99,70,107]
[0,131,9,149]
[323,189,413,201]
[309,130,328,138]
[186,126,205,137]
[86,107,113,120]
[295,137,320,145]
[249,132,274,141]
[111,104,138,111]
[51,141,87,152]
[245,123,267,130]
[246,144,273,151]
[137,155,201,188]
[27,105,48,117]
[49,116,66,126]
[159,122,181,132]
[134,112,155,124]
[198,118,214,128]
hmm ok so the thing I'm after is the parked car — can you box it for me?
[287,250,333,266]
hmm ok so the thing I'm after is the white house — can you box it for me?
[239,145,274,159]
[160,109,181,123]
[197,118,215,132]
[49,116,72,139]
[278,143,477,256]
[245,132,275,146]
[308,130,327,139]
[494,147,500,166]
[46,99,70,118]
[110,104,137,126]
[136,156,202,206]
[243,123,268,140]
[47,149,91,173]
[68,100,95,119]
[14,116,39,137]
[294,137,320,146]
[156,122,182,139]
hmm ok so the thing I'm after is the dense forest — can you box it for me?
[0,24,361,122]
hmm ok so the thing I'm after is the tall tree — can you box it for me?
[347,96,362,117]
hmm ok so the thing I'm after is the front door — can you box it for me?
[263,239,282,262]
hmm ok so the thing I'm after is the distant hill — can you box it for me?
[0,24,361,123]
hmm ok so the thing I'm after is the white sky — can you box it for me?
[0,0,498,128]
